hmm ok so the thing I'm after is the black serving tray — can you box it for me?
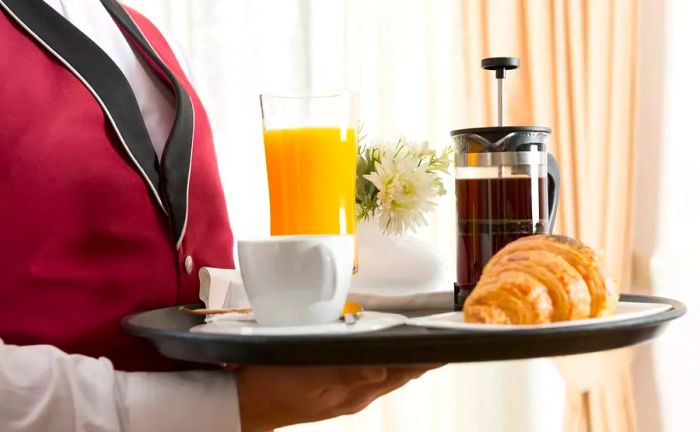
[122,294,685,365]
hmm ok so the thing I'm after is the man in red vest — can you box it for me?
[0,0,432,430]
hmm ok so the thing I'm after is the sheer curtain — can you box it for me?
[121,1,642,431]
[458,1,640,430]
[285,3,565,431]
[632,0,700,430]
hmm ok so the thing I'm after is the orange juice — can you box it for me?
[264,127,357,235]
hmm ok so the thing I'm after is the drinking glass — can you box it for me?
[260,91,358,238]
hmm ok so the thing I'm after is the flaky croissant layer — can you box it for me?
[463,235,619,325]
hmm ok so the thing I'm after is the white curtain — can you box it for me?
[123,1,566,430]
[632,0,700,431]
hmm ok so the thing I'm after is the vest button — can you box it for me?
[184,256,194,274]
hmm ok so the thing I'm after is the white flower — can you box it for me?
[364,150,440,235]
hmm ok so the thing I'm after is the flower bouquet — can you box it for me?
[356,137,453,235]
[352,136,453,294]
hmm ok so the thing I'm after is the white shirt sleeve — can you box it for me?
[0,339,240,432]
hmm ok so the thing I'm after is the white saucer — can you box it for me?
[191,311,407,336]
[406,301,672,331]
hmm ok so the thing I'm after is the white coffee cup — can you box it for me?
[237,234,354,326]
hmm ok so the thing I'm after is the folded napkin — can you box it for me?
[198,267,453,313]
[198,268,250,310]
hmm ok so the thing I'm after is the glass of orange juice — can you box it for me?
[260,91,358,268]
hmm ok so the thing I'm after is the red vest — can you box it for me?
[0,0,234,371]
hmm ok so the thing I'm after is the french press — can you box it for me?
[452,57,560,309]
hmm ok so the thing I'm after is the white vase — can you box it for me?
[351,218,447,296]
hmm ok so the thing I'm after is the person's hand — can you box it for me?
[236,364,440,431]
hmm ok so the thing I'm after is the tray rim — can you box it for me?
[122,293,686,343]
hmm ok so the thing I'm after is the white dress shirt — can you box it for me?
[0,340,239,432]
[0,1,241,431]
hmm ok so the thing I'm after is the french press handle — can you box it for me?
[547,153,560,233]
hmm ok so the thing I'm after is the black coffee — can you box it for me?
[455,177,547,308]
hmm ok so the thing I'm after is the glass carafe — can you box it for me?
[452,126,560,309]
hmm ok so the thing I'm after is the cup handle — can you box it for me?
[547,153,560,234]
[312,244,338,301]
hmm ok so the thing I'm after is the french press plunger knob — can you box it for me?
[481,57,520,127]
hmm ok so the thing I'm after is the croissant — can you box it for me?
[464,235,618,325]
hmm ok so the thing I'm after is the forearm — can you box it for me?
[0,340,240,431]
